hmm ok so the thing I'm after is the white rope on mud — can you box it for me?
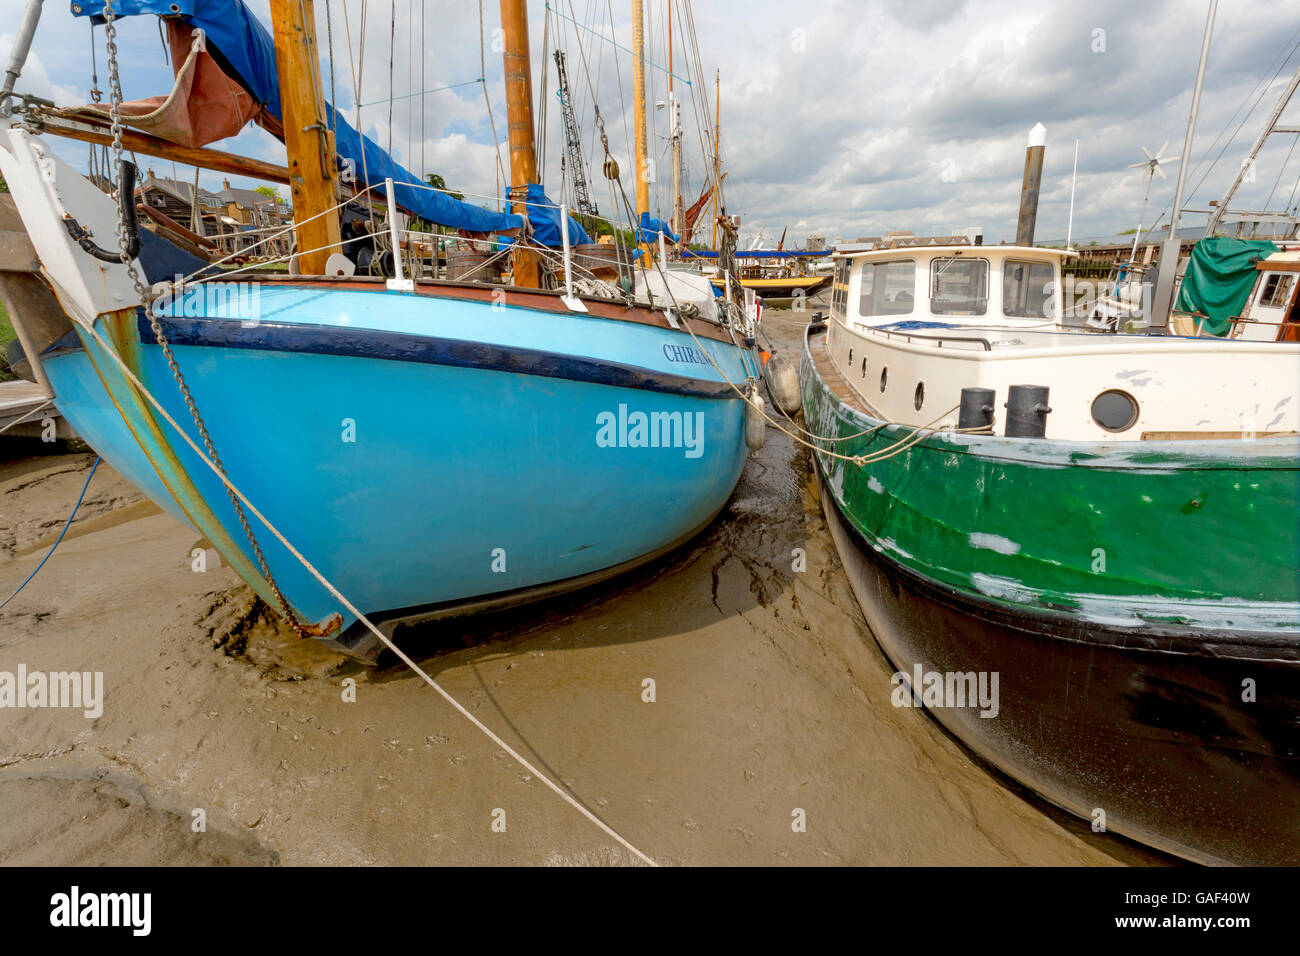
[73,317,658,867]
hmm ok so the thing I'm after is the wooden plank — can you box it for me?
[1141,430,1296,441]
[138,203,218,251]
[32,111,291,185]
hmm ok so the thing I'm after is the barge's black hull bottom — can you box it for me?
[817,475,1300,866]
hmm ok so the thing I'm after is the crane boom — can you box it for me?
[553,49,598,217]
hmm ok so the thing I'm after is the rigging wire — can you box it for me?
[324,0,337,135]
[479,0,508,206]
[1263,133,1299,210]
[387,0,395,156]
[407,0,412,171]
[536,4,550,189]
[420,0,425,182]
[1143,30,1300,238]
[341,0,378,234]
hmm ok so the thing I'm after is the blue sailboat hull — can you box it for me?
[41,282,756,659]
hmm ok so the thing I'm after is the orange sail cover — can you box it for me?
[66,23,262,148]
[681,172,726,246]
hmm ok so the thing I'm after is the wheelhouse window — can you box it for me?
[1002,259,1056,318]
[1260,273,1295,309]
[930,257,988,315]
[831,259,851,320]
[858,260,916,317]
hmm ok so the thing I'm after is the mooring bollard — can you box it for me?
[958,387,996,432]
[1004,385,1052,438]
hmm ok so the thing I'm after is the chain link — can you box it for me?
[100,1,313,638]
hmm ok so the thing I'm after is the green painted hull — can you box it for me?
[801,325,1300,864]
[800,339,1300,630]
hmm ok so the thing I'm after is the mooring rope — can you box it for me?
[0,398,54,437]
[640,257,967,467]
[0,456,100,611]
[72,316,657,867]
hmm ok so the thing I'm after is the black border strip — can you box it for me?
[135,315,738,400]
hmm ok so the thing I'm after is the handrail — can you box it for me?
[861,325,994,351]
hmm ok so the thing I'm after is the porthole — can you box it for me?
[848,347,854,365]
[914,382,925,411]
[1091,389,1139,432]
[861,356,867,377]
[880,367,888,392]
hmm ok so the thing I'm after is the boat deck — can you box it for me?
[807,324,880,419]
[850,319,1300,355]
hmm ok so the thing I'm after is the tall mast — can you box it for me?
[1169,0,1216,241]
[269,0,341,276]
[632,0,651,261]
[712,70,721,252]
[1153,0,1216,328]
[500,0,540,288]
[668,3,683,250]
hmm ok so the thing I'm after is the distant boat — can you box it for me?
[802,240,1299,864]
[0,0,761,661]
[682,249,832,301]
[737,273,830,299]
[1168,238,1300,339]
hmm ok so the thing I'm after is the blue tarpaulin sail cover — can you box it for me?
[637,212,679,245]
[73,0,526,236]
[501,183,591,247]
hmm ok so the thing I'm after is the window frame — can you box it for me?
[1260,273,1295,309]
[929,256,990,316]
[1001,258,1057,319]
[857,258,917,318]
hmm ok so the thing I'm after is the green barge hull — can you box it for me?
[802,324,1300,865]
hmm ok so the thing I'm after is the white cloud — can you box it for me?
[0,33,83,105]
[8,0,1300,245]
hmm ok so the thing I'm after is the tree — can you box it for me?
[425,173,463,201]
[408,174,465,233]
[254,185,280,199]
[0,173,8,193]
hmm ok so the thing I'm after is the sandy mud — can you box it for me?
[0,309,1167,865]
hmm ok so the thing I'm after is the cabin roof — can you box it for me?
[835,244,1076,261]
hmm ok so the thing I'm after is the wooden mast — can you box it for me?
[500,0,540,288]
[632,0,651,262]
[268,0,340,275]
[711,69,721,252]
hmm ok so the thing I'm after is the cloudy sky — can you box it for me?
[4,0,1299,247]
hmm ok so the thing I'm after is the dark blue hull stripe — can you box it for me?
[135,315,738,400]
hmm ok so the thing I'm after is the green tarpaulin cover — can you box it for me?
[1174,237,1278,336]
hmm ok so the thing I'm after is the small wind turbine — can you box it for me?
[1127,142,1180,261]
